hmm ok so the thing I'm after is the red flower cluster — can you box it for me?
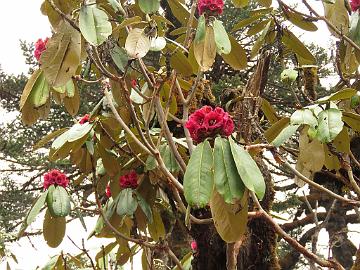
[119,171,138,189]
[34,38,49,62]
[105,184,111,198]
[79,114,90,125]
[43,169,69,190]
[198,0,224,16]
[185,106,234,143]
[351,0,360,12]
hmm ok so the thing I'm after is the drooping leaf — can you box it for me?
[110,45,128,72]
[210,190,248,243]
[136,192,153,224]
[222,35,247,70]
[213,19,231,55]
[172,252,193,270]
[43,209,66,248]
[264,117,290,142]
[116,188,138,217]
[250,20,272,59]
[167,0,194,26]
[138,0,160,14]
[20,69,42,110]
[261,99,279,124]
[52,122,93,150]
[46,186,71,217]
[29,71,50,108]
[40,21,81,87]
[315,108,344,143]
[323,0,349,36]
[18,190,49,237]
[295,128,325,187]
[271,124,300,147]
[232,0,249,8]
[79,4,112,46]
[63,81,80,116]
[281,29,316,64]
[148,208,166,241]
[214,137,245,204]
[125,28,151,58]
[350,11,360,45]
[232,14,263,32]
[229,138,265,199]
[170,49,194,76]
[193,15,216,71]
[317,88,357,103]
[183,140,214,208]
[283,8,318,31]
[343,112,360,132]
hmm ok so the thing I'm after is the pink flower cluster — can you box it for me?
[105,184,111,198]
[351,0,360,12]
[198,0,224,16]
[43,169,69,190]
[185,106,234,143]
[34,38,49,62]
[119,171,138,189]
[79,114,90,125]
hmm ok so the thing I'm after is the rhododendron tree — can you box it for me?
[8,0,360,269]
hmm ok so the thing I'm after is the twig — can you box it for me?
[250,191,345,270]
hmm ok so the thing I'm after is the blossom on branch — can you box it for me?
[43,169,69,190]
[119,170,138,189]
[34,38,49,62]
[105,184,111,198]
[185,106,234,143]
[198,0,224,16]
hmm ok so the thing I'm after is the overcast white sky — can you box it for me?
[0,0,51,75]
[0,1,357,269]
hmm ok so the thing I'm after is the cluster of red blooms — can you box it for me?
[198,0,224,16]
[79,114,90,124]
[34,38,49,62]
[43,169,69,190]
[185,106,234,143]
[119,170,138,189]
[351,0,360,12]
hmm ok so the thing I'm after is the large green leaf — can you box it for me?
[116,188,138,217]
[250,20,271,59]
[323,0,349,36]
[43,209,66,248]
[52,123,93,150]
[138,0,160,14]
[40,21,81,87]
[214,137,245,204]
[213,19,231,55]
[79,5,112,46]
[46,186,71,217]
[170,49,194,76]
[315,108,344,143]
[290,109,318,127]
[125,28,151,58]
[350,12,360,45]
[283,9,318,31]
[18,190,48,237]
[167,0,194,26]
[210,190,248,243]
[183,140,214,208]
[229,138,265,199]
[317,88,357,103]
